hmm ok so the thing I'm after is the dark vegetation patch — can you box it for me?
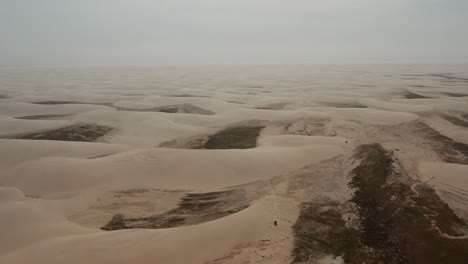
[202,124,266,149]
[4,123,113,142]
[443,92,468,97]
[101,189,248,231]
[292,143,468,263]
[30,101,114,107]
[320,102,368,108]
[404,91,430,99]
[117,104,214,115]
[440,114,468,128]
[15,114,71,120]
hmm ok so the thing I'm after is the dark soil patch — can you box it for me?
[0,95,9,99]
[117,104,214,115]
[4,123,113,142]
[410,122,468,164]
[404,92,430,99]
[15,114,71,120]
[321,102,368,108]
[440,114,468,128]
[202,125,266,149]
[443,92,468,97]
[30,101,114,107]
[101,189,248,230]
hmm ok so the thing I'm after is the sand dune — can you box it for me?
[1,66,468,263]
[419,162,468,219]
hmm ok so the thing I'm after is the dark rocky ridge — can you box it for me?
[292,143,468,264]
[404,92,430,99]
[443,92,468,97]
[15,114,71,120]
[159,121,267,149]
[202,125,266,149]
[408,121,468,164]
[320,102,368,108]
[3,123,113,142]
[440,114,468,128]
[30,101,114,107]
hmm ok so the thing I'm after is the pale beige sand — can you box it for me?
[1,66,468,263]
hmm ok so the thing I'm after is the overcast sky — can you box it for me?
[1,0,468,67]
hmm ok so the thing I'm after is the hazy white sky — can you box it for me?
[1,0,467,66]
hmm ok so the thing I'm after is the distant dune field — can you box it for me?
[1,65,468,264]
